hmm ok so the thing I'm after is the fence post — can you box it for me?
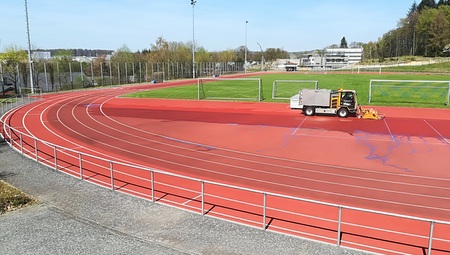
[34,138,38,161]
[337,206,342,246]
[263,192,267,230]
[201,180,205,215]
[110,161,114,190]
[79,153,83,180]
[20,133,23,154]
[151,170,155,202]
[8,126,12,145]
[428,221,435,255]
[54,146,58,171]
[0,121,3,139]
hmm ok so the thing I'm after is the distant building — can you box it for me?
[32,51,51,60]
[275,59,301,71]
[286,48,363,70]
[324,48,363,68]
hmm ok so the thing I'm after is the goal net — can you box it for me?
[272,80,318,99]
[19,87,42,96]
[151,72,165,83]
[369,80,450,106]
[198,77,264,101]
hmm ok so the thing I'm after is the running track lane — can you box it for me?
[2,83,450,255]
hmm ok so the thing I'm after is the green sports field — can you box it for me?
[126,73,450,108]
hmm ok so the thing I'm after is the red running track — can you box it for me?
[2,81,450,255]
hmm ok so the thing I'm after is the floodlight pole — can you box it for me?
[244,21,248,73]
[191,0,196,79]
[25,0,34,93]
[256,42,264,71]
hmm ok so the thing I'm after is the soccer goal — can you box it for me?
[151,72,165,83]
[19,87,42,96]
[272,80,319,99]
[197,77,264,101]
[369,80,450,106]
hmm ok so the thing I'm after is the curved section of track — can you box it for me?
[2,81,450,255]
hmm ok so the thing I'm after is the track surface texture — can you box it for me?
[2,80,450,255]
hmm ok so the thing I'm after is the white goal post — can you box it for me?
[272,80,319,100]
[369,79,450,106]
[19,87,42,96]
[197,77,264,101]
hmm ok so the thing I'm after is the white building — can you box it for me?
[325,48,363,67]
[275,48,363,71]
[31,51,51,60]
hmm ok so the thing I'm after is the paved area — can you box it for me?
[0,142,371,255]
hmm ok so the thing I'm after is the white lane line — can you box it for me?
[292,116,308,135]
[19,89,450,213]
[383,118,395,141]
[182,195,202,205]
[424,120,449,145]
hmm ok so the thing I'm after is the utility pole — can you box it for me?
[24,0,34,93]
[256,42,264,71]
[191,0,196,79]
[244,21,248,73]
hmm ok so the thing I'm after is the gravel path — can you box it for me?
[0,142,371,255]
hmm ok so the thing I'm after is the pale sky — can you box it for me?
[1,0,416,52]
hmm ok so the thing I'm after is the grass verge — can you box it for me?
[0,180,37,214]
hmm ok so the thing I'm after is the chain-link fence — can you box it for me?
[0,61,245,93]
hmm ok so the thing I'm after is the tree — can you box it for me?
[426,8,450,55]
[111,44,134,63]
[52,49,73,87]
[0,45,28,93]
[54,49,73,61]
[416,7,450,56]
[418,0,436,12]
[340,37,348,48]
[408,1,418,16]
[263,48,289,61]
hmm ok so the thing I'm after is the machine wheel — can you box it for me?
[337,108,349,118]
[304,106,315,116]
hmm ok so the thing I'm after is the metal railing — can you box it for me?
[1,98,450,255]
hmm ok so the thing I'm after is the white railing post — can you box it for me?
[79,153,83,180]
[8,126,12,145]
[151,170,155,202]
[428,221,435,255]
[337,206,343,246]
[201,180,205,215]
[34,138,38,161]
[20,133,23,154]
[110,161,114,190]
[263,192,267,230]
[54,146,58,171]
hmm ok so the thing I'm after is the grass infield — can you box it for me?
[125,73,450,108]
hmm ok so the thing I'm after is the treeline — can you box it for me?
[364,0,450,60]
[33,37,290,64]
[125,37,290,64]
[36,49,114,57]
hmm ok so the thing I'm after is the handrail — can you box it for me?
[1,97,450,255]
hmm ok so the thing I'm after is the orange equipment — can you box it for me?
[357,106,384,120]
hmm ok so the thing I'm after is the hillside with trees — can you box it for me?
[364,0,450,61]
